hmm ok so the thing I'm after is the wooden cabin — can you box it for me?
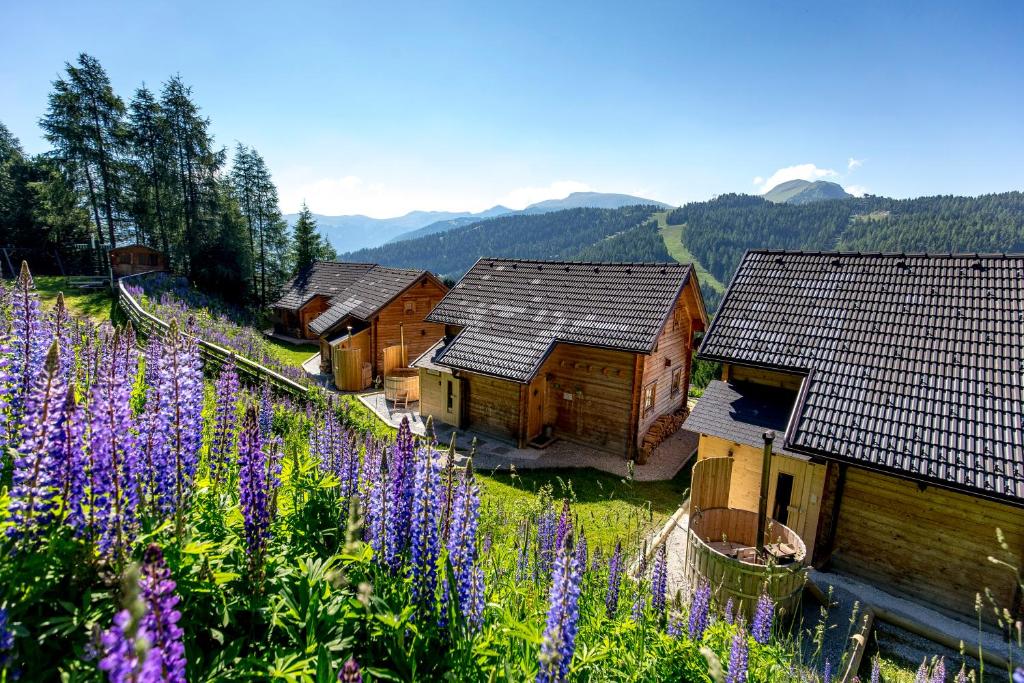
[412,258,708,460]
[684,250,1024,624]
[109,244,167,277]
[272,261,447,391]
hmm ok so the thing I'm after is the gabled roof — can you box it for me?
[273,261,376,311]
[426,258,700,383]
[307,266,437,335]
[699,250,1024,504]
[110,243,162,254]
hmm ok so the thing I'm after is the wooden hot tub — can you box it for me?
[684,507,807,619]
[384,368,419,402]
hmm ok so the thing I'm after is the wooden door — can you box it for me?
[527,374,546,440]
[553,385,579,436]
[766,456,825,556]
[444,376,463,428]
[690,456,733,518]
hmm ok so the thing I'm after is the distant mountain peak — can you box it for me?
[763,179,851,204]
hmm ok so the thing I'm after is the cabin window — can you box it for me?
[643,382,656,416]
[404,300,416,314]
[671,368,683,397]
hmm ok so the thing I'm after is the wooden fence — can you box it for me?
[117,273,309,398]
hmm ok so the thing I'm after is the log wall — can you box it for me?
[298,295,332,339]
[462,372,522,443]
[831,468,1024,623]
[723,363,804,391]
[371,277,447,377]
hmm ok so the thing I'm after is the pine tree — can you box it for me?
[290,202,335,274]
[229,145,288,305]
[125,86,173,254]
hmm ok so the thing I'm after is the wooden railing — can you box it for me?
[117,273,309,398]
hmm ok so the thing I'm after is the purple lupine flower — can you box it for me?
[338,657,363,683]
[914,659,928,683]
[574,529,588,572]
[536,544,583,683]
[137,545,187,682]
[444,463,485,631]
[258,383,273,438]
[1012,668,1024,683]
[6,262,51,441]
[870,657,880,683]
[688,580,711,640]
[49,291,73,379]
[751,592,774,644]
[239,407,276,588]
[0,607,13,666]
[88,329,140,557]
[955,668,968,683]
[209,361,240,484]
[55,381,86,527]
[823,659,834,683]
[154,322,204,518]
[606,541,623,619]
[100,544,186,683]
[535,507,558,580]
[650,545,668,615]
[723,598,735,625]
[408,445,442,619]
[931,657,945,683]
[554,500,571,551]
[725,626,749,683]
[667,611,684,637]
[6,343,65,541]
[383,418,416,570]
[138,336,168,510]
[631,586,644,622]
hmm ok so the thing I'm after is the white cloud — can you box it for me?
[496,180,593,210]
[752,163,839,193]
[848,157,864,171]
[846,184,868,197]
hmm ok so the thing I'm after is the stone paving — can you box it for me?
[357,391,699,482]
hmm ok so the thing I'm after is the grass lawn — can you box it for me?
[31,275,117,323]
[655,212,727,297]
[266,336,320,368]
[476,464,692,554]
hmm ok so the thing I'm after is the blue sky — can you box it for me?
[2,1,1022,217]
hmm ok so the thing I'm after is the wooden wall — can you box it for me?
[420,369,463,429]
[723,364,803,391]
[636,278,705,446]
[462,372,522,443]
[696,434,827,558]
[530,343,637,455]
[372,277,447,376]
[830,468,1024,623]
[298,296,331,339]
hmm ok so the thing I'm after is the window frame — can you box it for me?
[642,382,657,416]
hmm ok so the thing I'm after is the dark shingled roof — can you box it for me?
[682,380,803,457]
[273,261,376,310]
[307,266,432,335]
[699,250,1024,503]
[427,258,697,382]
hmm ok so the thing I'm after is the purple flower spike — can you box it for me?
[751,591,774,644]
[723,597,735,625]
[408,445,442,619]
[650,545,667,615]
[931,657,946,683]
[239,407,278,588]
[725,626,749,683]
[0,607,14,666]
[338,657,363,683]
[555,499,571,551]
[605,541,623,619]
[444,463,485,631]
[688,580,711,640]
[209,361,241,484]
[536,544,583,683]
[870,657,881,683]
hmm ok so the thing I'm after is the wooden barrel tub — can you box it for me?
[384,368,419,402]
[684,507,807,619]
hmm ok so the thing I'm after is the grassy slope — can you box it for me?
[266,337,320,368]
[33,276,117,323]
[655,212,727,297]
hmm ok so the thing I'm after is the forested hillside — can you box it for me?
[340,205,662,278]
[569,219,672,263]
[670,191,1024,284]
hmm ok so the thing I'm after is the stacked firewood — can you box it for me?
[638,407,689,463]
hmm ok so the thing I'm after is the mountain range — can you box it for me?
[284,191,667,252]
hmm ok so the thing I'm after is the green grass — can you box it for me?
[476,464,692,553]
[655,212,727,296]
[31,275,117,323]
[266,337,320,368]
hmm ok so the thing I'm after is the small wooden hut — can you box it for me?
[109,244,167,277]
[412,258,708,460]
[272,262,447,391]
